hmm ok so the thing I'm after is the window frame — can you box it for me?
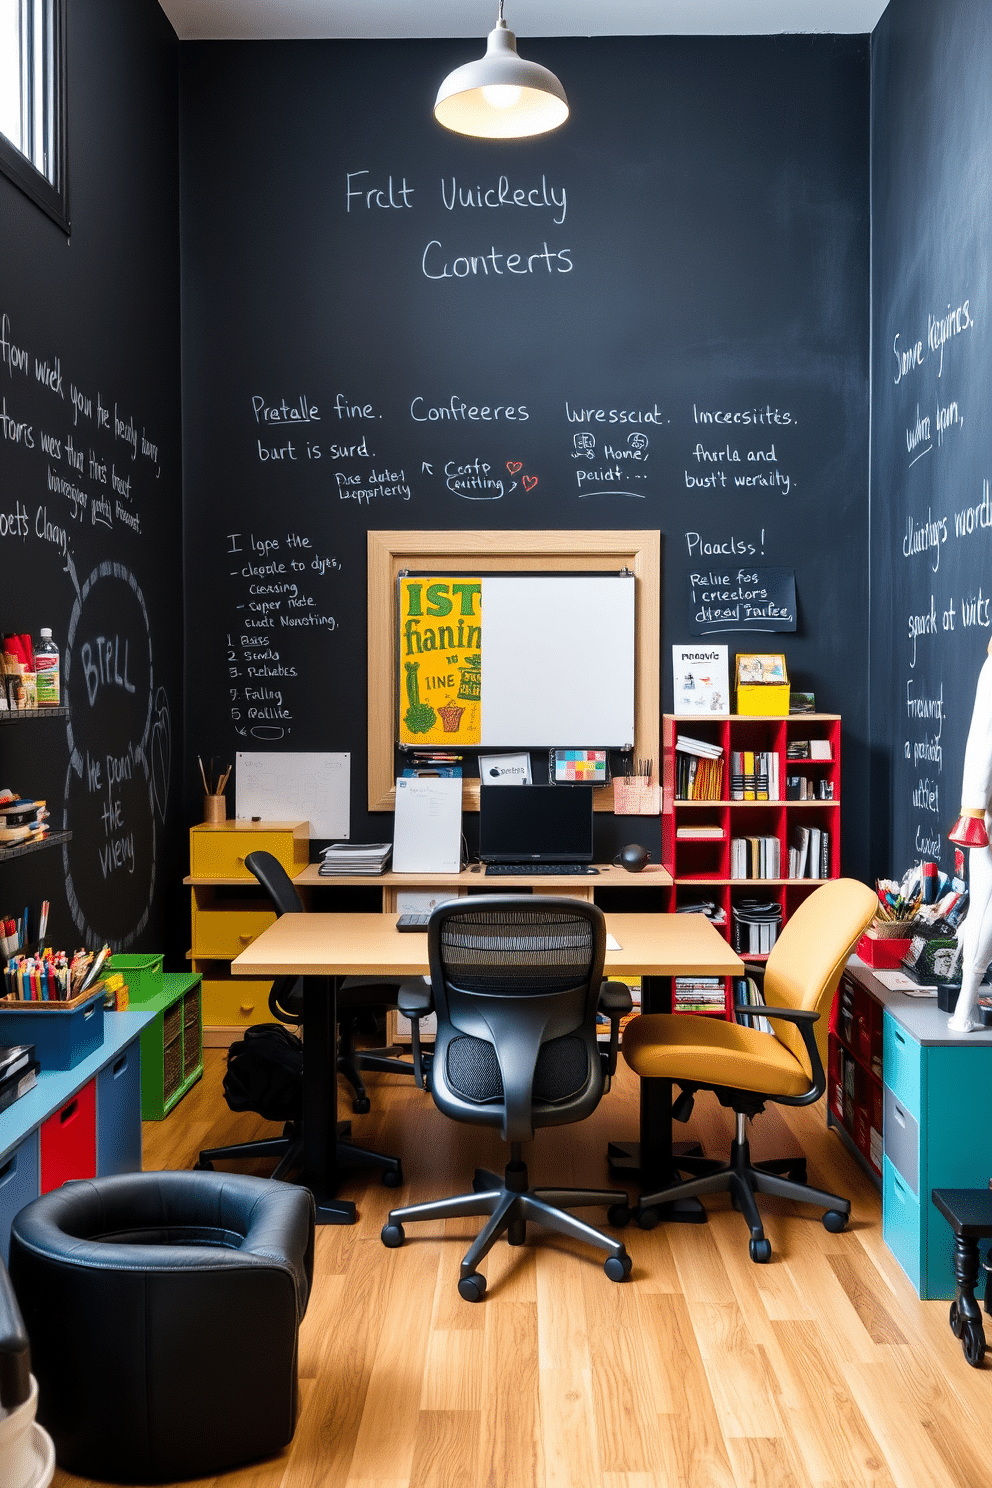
[0,0,69,233]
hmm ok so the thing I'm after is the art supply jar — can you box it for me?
[35,629,60,706]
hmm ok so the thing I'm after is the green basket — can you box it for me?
[108,953,164,1005]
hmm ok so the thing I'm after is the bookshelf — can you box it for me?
[662,713,842,991]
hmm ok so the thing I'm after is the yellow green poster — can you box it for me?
[398,576,482,746]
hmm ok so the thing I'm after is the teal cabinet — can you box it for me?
[882,1008,992,1299]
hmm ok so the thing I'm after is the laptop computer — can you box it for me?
[479,784,597,875]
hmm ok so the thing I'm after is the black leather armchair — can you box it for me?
[381,897,633,1300]
[8,1170,314,1483]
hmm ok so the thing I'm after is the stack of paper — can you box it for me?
[318,842,392,876]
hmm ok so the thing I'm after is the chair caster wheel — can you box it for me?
[607,1204,632,1228]
[352,1096,371,1115]
[604,1250,632,1282]
[382,1166,403,1188]
[749,1237,772,1264]
[822,1209,848,1233]
[458,1272,487,1302]
[962,1320,986,1367]
[950,1300,963,1337]
[193,1159,214,1171]
[380,1222,405,1248]
[635,1207,659,1231]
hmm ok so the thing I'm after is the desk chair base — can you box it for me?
[381,1148,632,1300]
[196,1119,404,1188]
[631,1114,848,1263]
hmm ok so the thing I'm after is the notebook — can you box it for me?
[479,784,594,866]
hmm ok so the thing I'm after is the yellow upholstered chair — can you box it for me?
[621,878,877,1262]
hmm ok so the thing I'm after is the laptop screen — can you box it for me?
[478,784,594,863]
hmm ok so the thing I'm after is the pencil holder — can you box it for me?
[613,777,660,815]
[203,794,227,823]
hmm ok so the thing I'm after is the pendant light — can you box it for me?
[434,2,569,141]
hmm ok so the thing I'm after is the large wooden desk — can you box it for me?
[232,911,742,1224]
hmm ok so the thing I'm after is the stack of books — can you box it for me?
[788,824,830,879]
[730,750,780,801]
[674,735,724,800]
[732,899,783,955]
[786,776,834,800]
[0,1042,39,1114]
[673,976,726,1013]
[318,842,392,877]
[0,793,49,846]
[675,899,727,926]
[730,835,781,879]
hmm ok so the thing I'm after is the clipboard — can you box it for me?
[392,775,463,873]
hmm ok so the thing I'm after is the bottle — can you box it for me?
[35,628,60,706]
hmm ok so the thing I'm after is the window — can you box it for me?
[0,0,68,231]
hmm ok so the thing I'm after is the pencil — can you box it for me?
[198,756,209,793]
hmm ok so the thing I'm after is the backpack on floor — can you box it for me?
[222,1023,303,1123]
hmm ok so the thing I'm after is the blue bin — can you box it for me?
[0,990,105,1071]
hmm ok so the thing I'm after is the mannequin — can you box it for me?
[947,635,992,1032]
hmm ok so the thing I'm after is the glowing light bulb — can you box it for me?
[482,83,522,109]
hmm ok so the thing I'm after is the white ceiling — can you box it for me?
[157,0,889,42]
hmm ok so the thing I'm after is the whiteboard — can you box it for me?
[235,752,350,838]
[479,575,635,747]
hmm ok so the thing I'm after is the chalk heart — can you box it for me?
[522,474,539,492]
[506,461,523,475]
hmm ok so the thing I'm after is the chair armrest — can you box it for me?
[0,1256,30,1412]
[398,981,434,1019]
[598,979,633,1077]
[731,1002,824,1101]
[599,980,633,1017]
[398,979,434,1088]
[731,1003,818,1025]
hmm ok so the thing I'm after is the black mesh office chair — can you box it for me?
[195,849,407,1183]
[380,897,633,1301]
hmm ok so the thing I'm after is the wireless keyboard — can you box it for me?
[484,862,598,876]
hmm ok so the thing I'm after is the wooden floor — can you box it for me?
[55,1049,989,1488]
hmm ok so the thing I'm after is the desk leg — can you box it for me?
[607,975,707,1224]
[301,975,356,1225]
[949,1233,987,1367]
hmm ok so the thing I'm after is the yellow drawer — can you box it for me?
[201,975,274,1026]
[191,902,276,958]
[189,820,308,879]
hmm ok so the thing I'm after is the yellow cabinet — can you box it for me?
[188,819,307,1043]
[189,819,308,880]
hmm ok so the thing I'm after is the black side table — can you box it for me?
[931,1188,992,1366]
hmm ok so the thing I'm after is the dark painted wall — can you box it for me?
[870,0,992,882]
[0,0,184,959]
[179,35,871,875]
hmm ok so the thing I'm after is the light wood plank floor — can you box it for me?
[54,1050,987,1488]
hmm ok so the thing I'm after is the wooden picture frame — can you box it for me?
[367,530,660,813]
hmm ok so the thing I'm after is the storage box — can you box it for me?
[107,953,164,1004]
[857,929,913,968]
[735,653,789,715]
[0,988,105,1071]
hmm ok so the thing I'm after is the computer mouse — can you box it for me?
[616,843,651,872]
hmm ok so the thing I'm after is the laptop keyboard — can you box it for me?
[485,862,598,876]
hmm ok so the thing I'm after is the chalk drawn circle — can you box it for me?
[62,563,158,948]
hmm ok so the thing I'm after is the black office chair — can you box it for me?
[380,897,633,1301]
[195,849,407,1184]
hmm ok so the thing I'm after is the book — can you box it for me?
[0,1058,39,1114]
[743,751,756,801]
[672,644,730,716]
[318,842,392,876]
[675,734,723,758]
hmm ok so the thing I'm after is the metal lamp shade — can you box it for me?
[434,22,569,140]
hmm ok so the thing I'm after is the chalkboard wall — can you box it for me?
[180,34,872,873]
[0,0,184,958]
[870,0,992,882]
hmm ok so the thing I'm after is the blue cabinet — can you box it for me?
[881,1005,992,1299]
[96,1038,143,1176]
[0,1011,153,1262]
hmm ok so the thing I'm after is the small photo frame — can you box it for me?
[478,752,532,785]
